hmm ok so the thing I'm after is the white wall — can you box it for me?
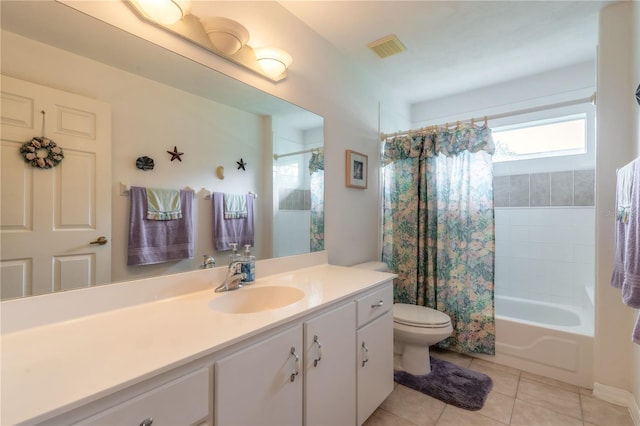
[411,60,595,127]
[595,0,638,395]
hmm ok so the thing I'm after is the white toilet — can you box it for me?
[354,261,453,376]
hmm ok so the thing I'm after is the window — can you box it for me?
[492,114,587,162]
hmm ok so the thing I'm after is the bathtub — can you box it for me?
[472,295,594,388]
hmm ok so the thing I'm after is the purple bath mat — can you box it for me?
[394,356,493,410]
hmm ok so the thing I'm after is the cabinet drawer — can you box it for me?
[76,368,210,425]
[356,282,393,328]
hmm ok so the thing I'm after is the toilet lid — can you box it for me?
[393,303,451,327]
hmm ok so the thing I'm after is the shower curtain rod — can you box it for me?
[273,147,322,160]
[380,93,596,140]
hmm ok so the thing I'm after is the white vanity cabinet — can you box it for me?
[214,285,392,426]
[304,302,356,426]
[7,265,396,426]
[214,301,358,426]
[215,325,304,426]
[355,285,394,425]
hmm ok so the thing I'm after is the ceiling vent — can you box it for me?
[367,34,406,59]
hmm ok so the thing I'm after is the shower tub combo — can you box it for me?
[473,295,594,388]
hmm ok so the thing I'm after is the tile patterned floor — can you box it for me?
[363,349,635,426]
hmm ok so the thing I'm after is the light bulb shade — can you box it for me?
[254,47,292,78]
[136,0,191,25]
[199,17,250,55]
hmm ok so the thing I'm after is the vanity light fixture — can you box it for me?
[134,0,191,26]
[254,47,293,79]
[199,17,250,56]
[125,0,291,81]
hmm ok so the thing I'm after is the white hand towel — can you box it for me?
[223,193,248,219]
[617,160,635,223]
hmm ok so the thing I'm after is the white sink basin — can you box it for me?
[209,286,305,314]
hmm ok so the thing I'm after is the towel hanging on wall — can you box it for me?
[128,186,194,265]
[212,192,254,250]
[611,158,640,344]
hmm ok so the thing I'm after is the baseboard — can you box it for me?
[593,382,640,426]
[632,398,640,426]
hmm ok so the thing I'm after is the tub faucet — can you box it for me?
[215,261,246,292]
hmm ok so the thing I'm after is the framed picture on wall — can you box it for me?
[345,150,368,189]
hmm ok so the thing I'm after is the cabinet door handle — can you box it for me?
[361,341,369,367]
[290,346,300,382]
[371,300,384,308]
[139,418,153,426]
[313,335,322,367]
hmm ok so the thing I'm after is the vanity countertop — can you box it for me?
[1,263,395,425]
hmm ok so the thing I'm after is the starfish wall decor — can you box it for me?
[236,158,247,170]
[167,146,184,162]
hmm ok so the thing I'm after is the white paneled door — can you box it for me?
[1,75,111,299]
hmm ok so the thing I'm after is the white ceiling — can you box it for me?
[278,0,615,105]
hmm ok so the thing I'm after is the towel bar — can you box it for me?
[119,182,195,196]
[119,183,257,199]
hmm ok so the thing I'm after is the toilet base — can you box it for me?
[394,342,432,376]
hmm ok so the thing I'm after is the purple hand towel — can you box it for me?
[212,192,254,250]
[128,186,194,266]
[612,204,627,290]
[611,159,640,346]
[619,160,640,308]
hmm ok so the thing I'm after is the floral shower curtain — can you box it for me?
[309,152,324,252]
[381,126,496,354]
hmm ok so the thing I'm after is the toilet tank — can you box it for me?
[352,261,389,272]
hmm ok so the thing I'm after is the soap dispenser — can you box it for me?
[228,243,241,265]
[242,244,255,283]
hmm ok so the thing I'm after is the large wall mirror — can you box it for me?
[0,1,324,300]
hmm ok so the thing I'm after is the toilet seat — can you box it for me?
[393,303,451,328]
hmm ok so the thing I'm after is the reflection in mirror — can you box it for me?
[0,1,324,300]
[272,123,324,257]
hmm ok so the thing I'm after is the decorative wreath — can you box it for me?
[19,137,64,169]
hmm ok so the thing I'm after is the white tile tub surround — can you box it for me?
[495,207,595,308]
[274,209,311,257]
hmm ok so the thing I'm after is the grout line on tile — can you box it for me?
[434,402,445,425]
[510,374,522,425]
[578,391,584,423]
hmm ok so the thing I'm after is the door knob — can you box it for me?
[90,236,108,245]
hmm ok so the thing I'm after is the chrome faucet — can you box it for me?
[201,255,216,269]
[215,261,247,292]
